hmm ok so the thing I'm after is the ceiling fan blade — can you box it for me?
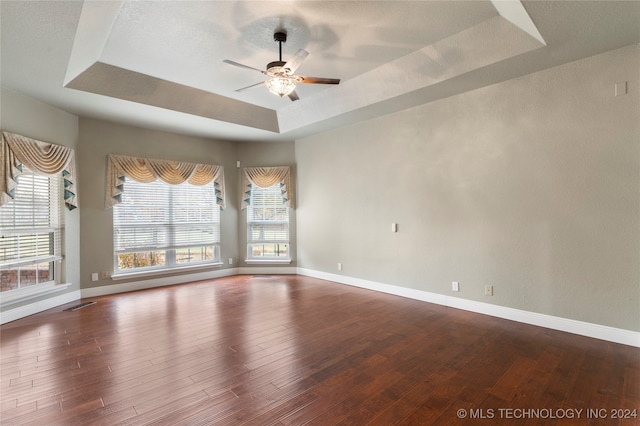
[283,49,309,73]
[223,60,266,74]
[299,76,341,85]
[288,90,300,102]
[235,81,266,92]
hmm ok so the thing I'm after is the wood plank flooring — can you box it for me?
[1,275,638,425]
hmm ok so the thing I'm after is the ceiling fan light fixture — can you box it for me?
[266,77,297,97]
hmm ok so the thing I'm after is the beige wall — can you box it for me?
[78,118,241,290]
[0,95,297,306]
[295,46,640,331]
[1,88,81,311]
[3,45,638,332]
[77,121,296,289]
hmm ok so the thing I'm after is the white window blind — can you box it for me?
[247,183,289,259]
[0,168,63,291]
[113,178,220,272]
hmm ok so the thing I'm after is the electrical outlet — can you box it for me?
[229,257,233,265]
[338,263,342,271]
[452,281,459,292]
[99,271,110,280]
[91,272,98,282]
[484,285,493,296]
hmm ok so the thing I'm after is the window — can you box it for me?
[0,168,63,292]
[113,178,221,274]
[247,183,289,260]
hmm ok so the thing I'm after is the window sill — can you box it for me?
[111,262,224,281]
[245,259,292,264]
[0,282,72,308]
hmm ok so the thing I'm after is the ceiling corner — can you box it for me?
[490,0,546,45]
[64,0,123,86]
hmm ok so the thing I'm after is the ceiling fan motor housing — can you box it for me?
[267,61,286,71]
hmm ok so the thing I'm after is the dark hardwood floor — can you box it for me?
[1,275,638,425]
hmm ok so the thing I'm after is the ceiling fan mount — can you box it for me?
[273,31,287,43]
[267,31,288,71]
[223,31,340,101]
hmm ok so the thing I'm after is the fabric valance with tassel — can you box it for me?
[241,166,293,210]
[105,154,225,209]
[1,131,78,210]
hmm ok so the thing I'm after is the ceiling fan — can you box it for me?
[223,31,340,101]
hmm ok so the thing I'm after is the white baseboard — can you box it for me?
[81,267,240,298]
[296,268,640,348]
[6,267,636,348]
[0,290,81,324]
[81,266,298,298]
[1,266,296,324]
[237,266,297,275]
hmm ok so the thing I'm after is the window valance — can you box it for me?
[241,166,293,210]
[1,131,78,210]
[105,154,225,209]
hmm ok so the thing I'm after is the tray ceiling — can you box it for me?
[2,1,639,141]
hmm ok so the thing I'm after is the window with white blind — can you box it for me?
[247,183,289,260]
[113,178,221,274]
[0,168,63,292]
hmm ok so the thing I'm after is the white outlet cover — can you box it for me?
[615,81,627,96]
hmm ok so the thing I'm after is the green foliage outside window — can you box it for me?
[117,251,165,270]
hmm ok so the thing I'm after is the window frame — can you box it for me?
[112,177,222,276]
[246,183,291,262]
[0,167,64,298]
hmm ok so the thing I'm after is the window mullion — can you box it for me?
[167,185,175,266]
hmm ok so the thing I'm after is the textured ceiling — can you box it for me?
[1,1,639,142]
